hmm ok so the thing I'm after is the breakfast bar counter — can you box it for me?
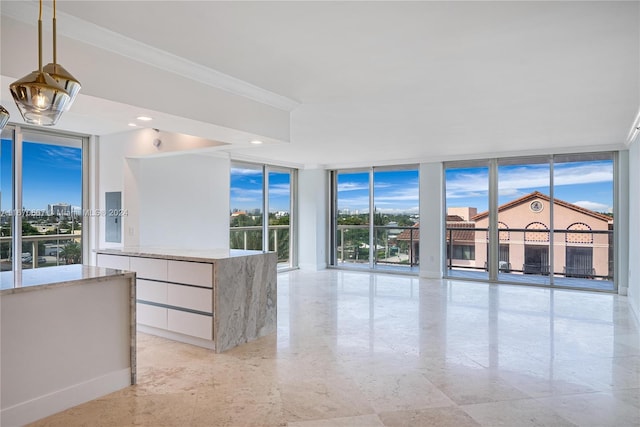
[0,265,136,426]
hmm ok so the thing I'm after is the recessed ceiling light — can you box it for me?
[250,139,263,145]
[136,116,153,121]
[128,123,137,127]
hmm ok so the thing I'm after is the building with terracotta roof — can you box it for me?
[449,191,613,279]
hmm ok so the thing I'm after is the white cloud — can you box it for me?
[268,183,291,196]
[572,200,612,213]
[338,181,369,192]
[445,161,613,200]
[231,168,262,176]
[376,206,420,214]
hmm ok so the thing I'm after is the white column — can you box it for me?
[617,150,629,296]
[419,162,443,278]
[298,168,327,270]
[627,143,639,319]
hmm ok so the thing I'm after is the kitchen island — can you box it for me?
[0,264,136,426]
[96,248,277,353]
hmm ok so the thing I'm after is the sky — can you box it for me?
[230,166,291,213]
[335,160,613,216]
[1,139,82,212]
[337,169,419,215]
[1,139,613,218]
[445,160,614,214]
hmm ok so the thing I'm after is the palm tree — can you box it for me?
[60,242,82,264]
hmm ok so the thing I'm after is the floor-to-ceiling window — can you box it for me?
[444,153,616,292]
[0,125,86,281]
[230,161,297,269]
[331,166,419,272]
[334,170,371,266]
[268,168,294,266]
[496,157,551,285]
[230,163,264,251]
[0,126,13,271]
[552,153,614,289]
[444,162,490,281]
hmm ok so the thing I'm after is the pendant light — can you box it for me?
[0,106,9,130]
[43,0,81,110]
[9,0,70,126]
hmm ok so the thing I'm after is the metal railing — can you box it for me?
[0,233,82,271]
[445,226,613,280]
[229,225,291,264]
[336,224,419,268]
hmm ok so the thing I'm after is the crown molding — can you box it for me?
[1,1,300,112]
[626,107,640,146]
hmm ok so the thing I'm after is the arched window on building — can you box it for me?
[524,222,549,274]
[565,222,594,278]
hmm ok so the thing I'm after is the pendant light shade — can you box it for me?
[0,105,9,130]
[43,0,81,110]
[10,70,69,126]
[43,63,81,110]
[9,0,71,126]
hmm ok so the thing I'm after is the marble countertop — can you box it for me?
[96,247,269,263]
[0,264,135,295]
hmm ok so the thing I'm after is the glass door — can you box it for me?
[444,162,489,281]
[335,170,370,267]
[497,157,551,285]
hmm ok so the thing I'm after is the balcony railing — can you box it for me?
[0,233,82,271]
[229,225,291,264]
[336,224,419,268]
[445,226,613,281]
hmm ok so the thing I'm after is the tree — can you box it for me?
[60,242,82,264]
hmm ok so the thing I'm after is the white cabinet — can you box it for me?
[137,279,168,304]
[97,253,214,344]
[168,260,212,287]
[96,254,130,270]
[167,284,212,313]
[137,303,167,329]
[130,257,167,281]
[167,309,212,340]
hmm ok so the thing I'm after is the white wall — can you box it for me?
[1,276,133,426]
[628,141,639,320]
[97,128,231,253]
[419,162,444,278]
[137,153,229,250]
[298,169,327,270]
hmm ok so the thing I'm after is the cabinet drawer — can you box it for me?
[137,279,168,304]
[137,303,167,329]
[130,257,168,281]
[167,309,212,340]
[167,284,212,313]
[97,254,130,270]
[168,260,212,288]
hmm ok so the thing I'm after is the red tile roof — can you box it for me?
[471,191,612,222]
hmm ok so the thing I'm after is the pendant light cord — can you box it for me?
[37,0,43,72]
[53,0,57,65]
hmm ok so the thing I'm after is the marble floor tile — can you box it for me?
[461,398,577,427]
[287,414,385,427]
[26,270,639,427]
[536,391,640,427]
[378,407,481,427]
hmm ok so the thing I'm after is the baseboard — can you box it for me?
[137,324,216,350]
[298,262,327,271]
[419,270,443,279]
[1,368,131,427]
[628,288,640,327]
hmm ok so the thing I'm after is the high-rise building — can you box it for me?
[48,203,71,217]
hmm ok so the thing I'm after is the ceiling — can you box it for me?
[1,1,638,169]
